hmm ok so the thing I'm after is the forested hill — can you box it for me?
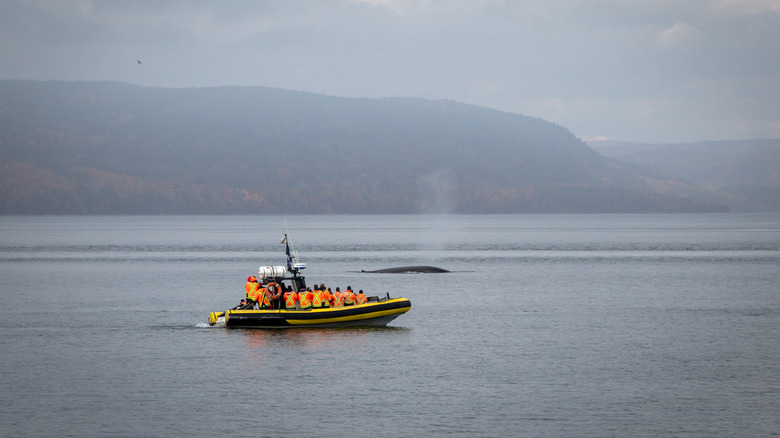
[0,80,727,214]
[590,139,780,212]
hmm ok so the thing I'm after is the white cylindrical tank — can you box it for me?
[258,266,288,280]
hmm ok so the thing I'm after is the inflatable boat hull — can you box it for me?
[209,297,411,328]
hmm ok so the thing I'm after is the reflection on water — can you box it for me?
[0,214,778,437]
[241,327,365,349]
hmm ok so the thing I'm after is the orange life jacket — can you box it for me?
[254,288,270,308]
[332,292,344,307]
[284,291,297,309]
[356,293,367,304]
[344,291,356,305]
[245,281,261,301]
[298,290,313,309]
[311,289,324,308]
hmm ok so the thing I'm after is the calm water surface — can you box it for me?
[1,214,778,437]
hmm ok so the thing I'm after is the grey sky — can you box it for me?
[2,0,779,142]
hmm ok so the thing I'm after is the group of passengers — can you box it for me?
[238,276,368,310]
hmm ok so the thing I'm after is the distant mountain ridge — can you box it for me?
[590,139,780,212]
[1,80,728,214]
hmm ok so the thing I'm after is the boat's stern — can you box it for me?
[207,311,226,326]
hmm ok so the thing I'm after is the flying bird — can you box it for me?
[137,59,142,67]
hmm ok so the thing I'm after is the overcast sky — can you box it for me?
[2,0,779,143]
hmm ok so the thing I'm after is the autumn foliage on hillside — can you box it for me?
[0,81,728,214]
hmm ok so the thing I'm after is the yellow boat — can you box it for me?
[208,296,411,328]
[208,234,411,328]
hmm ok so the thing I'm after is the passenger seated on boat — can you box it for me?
[311,285,329,308]
[245,276,261,306]
[310,284,319,306]
[344,286,357,306]
[332,287,344,307]
[254,285,271,309]
[283,285,298,309]
[356,290,367,305]
[298,287,313,309]
[320,285,331,307]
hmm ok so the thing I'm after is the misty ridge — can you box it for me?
[0,80,775,214]
[590,139,780,213]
